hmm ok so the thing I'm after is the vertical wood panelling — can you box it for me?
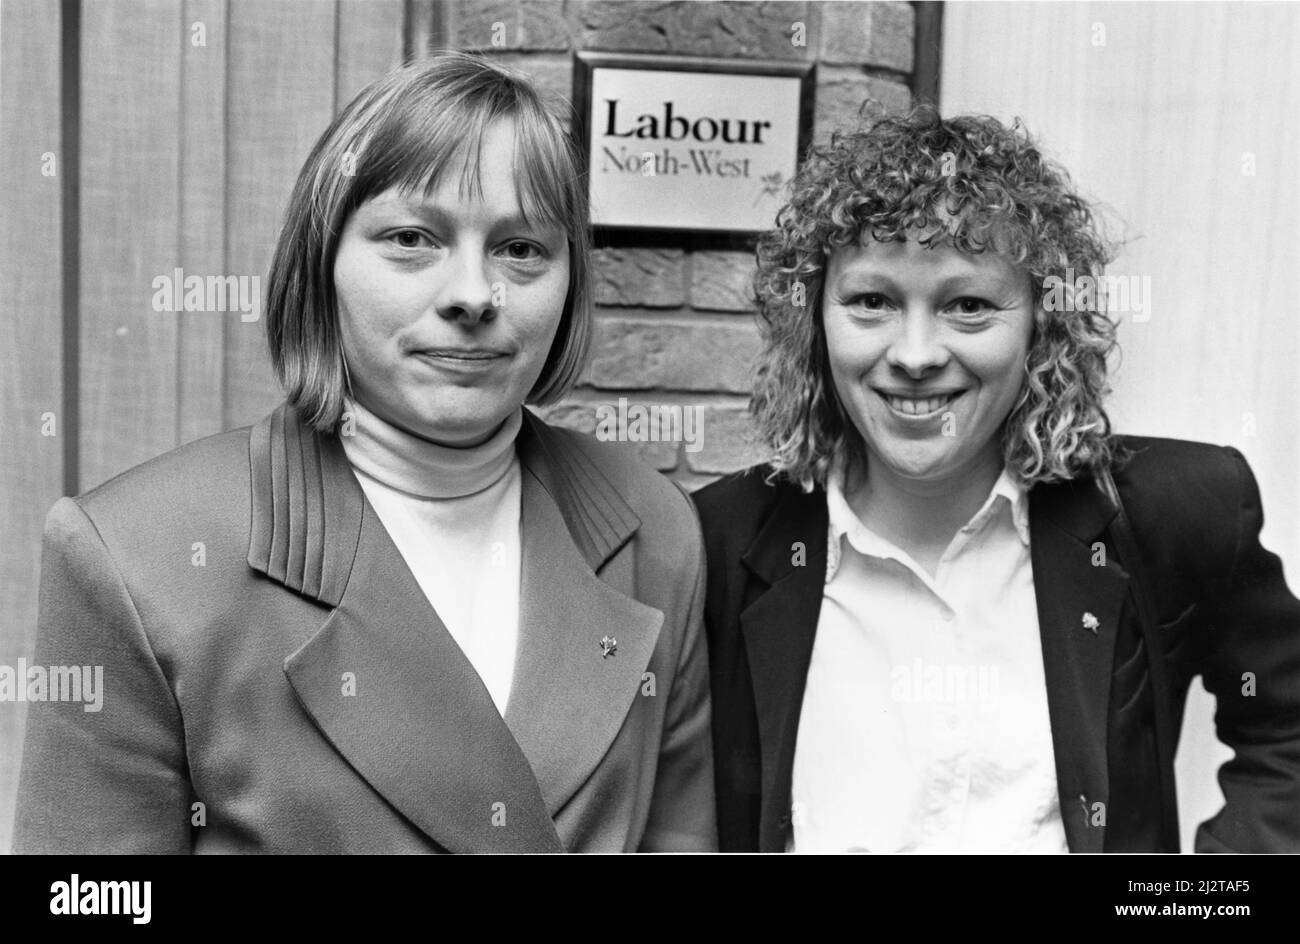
[3,0,418,851]
[0,0,66,855]
[78,0,183,490]
[177,0,230,445]
[222,0,337,430]
[336,0,405,107]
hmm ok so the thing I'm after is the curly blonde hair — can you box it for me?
[752,106,1124,490]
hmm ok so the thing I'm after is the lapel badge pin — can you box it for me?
[1082,612,1100,634]
[600,635,618,659]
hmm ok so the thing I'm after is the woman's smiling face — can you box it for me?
[333,118,570,446]
[822,235,1036,486]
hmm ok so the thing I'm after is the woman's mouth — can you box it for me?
[878,390,963,417]
[412,349,508,372]
[417,348,507,360]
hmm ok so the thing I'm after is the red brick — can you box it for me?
[685,407,769,474]
[592,248,686,308]
[819,2,915,73]
[814,67,911,142]
[572,0,811,60]
[536,399,681,470]
[691,251,757,313]
[454,0,571,51]
[587,318,760,393]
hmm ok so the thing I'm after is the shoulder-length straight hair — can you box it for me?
[752,106,1123,491]
[265,51,592,432]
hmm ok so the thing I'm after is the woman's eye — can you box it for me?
[388,229,431,249]
[500,240,544,262]
[950,297,994,316]
[858,293,891,310]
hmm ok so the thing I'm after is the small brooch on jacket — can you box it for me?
[600,635,618,658]
[1082,612,1100,634]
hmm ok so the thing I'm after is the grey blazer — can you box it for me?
[13,403,716,853]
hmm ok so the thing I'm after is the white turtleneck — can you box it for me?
[339,396,522,716]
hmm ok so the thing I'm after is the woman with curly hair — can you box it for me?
[694,107,1300,853]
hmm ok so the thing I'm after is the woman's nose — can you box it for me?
[884,309,950,378]
[435,249,496,325]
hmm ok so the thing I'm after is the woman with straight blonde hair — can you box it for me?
[15,52,716,854]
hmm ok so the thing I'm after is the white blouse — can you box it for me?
[339,397,522,716]
[789,457,1070,853]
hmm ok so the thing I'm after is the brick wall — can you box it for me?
[449,0,916,488]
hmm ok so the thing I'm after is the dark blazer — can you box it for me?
[693,437,1300,853]
[14,403,715,853]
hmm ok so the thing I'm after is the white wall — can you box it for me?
[942,0,1300,850]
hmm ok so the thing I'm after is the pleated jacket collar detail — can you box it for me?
[247,403,641,604]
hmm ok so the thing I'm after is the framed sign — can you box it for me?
[573,52,814,236]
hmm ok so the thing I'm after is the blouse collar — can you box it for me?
[339,396,522,499]
[825,453,1029,581]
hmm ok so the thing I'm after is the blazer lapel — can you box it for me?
[1029,475,1128,853]
[248,404,658,851]
[737,484,829,852]
[503,465,664,815]
[249,404,562,853]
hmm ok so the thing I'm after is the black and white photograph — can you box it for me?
[0,0,1297,903]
